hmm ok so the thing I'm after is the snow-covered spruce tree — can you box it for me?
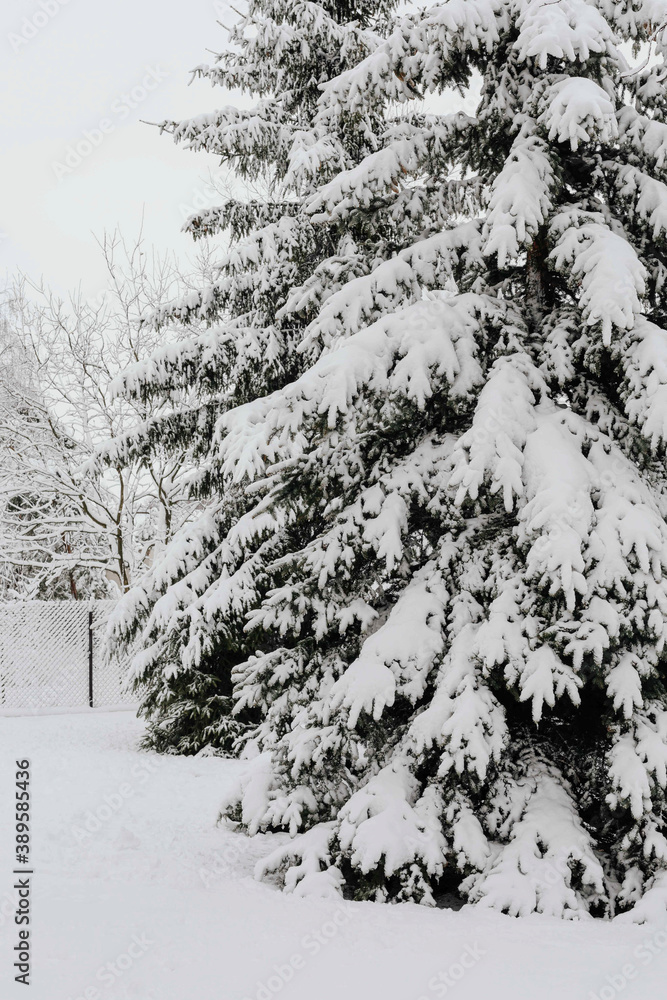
[204,2,667,919]
[108,0,399,752]
[117,0,667,915]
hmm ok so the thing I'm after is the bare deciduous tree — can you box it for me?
[0,229,198,599]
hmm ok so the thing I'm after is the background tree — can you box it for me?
[0,232,192,600]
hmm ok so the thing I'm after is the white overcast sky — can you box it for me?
[0,0,484,304]
[0,0,235,298]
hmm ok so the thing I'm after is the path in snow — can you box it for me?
[0,711,664,1000]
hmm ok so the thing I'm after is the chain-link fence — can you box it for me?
[0,601,134,712]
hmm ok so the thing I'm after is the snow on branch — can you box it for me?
[514,0,617,68]
[549,211,646,345]
[317,0,505,114]
[448,351,548,512]
[482,126,556,268]
[214,295,491,482]
[325,563,449,728]
[465,763,606,918]
[617,317,667,452]
[292,223,483,354]
[537,77,618,151]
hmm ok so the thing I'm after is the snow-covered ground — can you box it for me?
[0,711,663,1000]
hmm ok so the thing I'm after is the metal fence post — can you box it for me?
[88,609,94,708]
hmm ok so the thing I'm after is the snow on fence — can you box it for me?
[0,601,134,713]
